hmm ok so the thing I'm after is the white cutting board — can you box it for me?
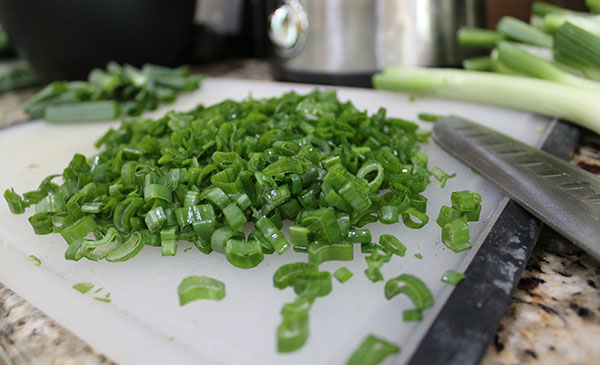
[0,78,551,365]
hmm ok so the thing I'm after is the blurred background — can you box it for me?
[0,0,588,91]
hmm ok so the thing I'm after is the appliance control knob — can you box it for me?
[268,0,308,55]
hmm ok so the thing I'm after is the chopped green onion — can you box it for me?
[333,267,353,283]
[417,113,443,122]
[277,298,311,353]
[60,215,97,245]
[106,231,144,262]
[401,207,429,229]
[4,188,26,214]
[442,220,472,253]
[28,255,41,266]
[308,241,353,265]
[346,334,400,365]
[73,282,94,294]
[430,166,455,188]
[225,239,264,268]
[385,274,434,311]
[436,206,466,228]
[255,217,289,255]
[177,275,226,305]
[379,234,406,257]
[402,308,423,322]
[441,270,466,285]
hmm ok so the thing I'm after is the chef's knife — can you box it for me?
[432,116,600,261]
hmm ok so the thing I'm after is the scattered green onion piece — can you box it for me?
[73,282,94,294]
[385,274,434,311]
[379,205,399,224]
[401,207,429,229]
[160,228,178,256]
[442,220,472,253]
[4,188,26,214]
[430,167,455,188]
[436,205,466,228]
[292,271,332,298]
[441,270,466,285]
[210,227,244,254]
[28,213,54,235]
[225,239,264,268]
[451,190,480,211]
[346,229,371,244]
[417,113,443,122]
[273,262,319,290]
[308,241,353,265]
[402,308,423,322]
[346,334,400,365]
[144,184,172,202]
[28,255,41,266]
[277,299,311,353]
[60,215,97,245]
[255,217,290,255]
[333,267,353,283]
[379,234,406,257]
[356,161,384,193]
[222,202,247,230]
[178,275,226,305]
[106,231,143,262]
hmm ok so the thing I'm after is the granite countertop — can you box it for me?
[1,59,599,365]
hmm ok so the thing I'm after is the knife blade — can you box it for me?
[433,116,600,261]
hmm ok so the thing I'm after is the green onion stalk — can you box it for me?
[373,67,600,135]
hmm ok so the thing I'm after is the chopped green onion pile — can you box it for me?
[4,90,483,358]
[374,2,600,135]
[24,62,203,122]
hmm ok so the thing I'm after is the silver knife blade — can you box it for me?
[433,116,600,261]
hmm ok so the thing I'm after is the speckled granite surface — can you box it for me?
[0,59,599,365]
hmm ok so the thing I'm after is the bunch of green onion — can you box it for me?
[373,1,600,135]
[24,62,203,122]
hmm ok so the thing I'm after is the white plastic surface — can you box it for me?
[0,78,551,364]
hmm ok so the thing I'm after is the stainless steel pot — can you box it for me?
[267,0,486,86]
